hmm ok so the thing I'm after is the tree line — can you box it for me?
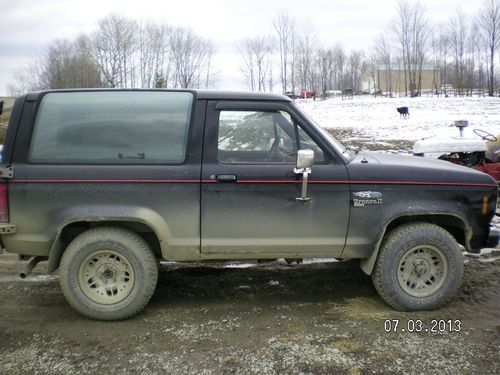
[240,0,500,98]
[9,0,500,98]
[9,14,215,95]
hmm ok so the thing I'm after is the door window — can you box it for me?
[217,110,324,164]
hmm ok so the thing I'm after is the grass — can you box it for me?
[326,128,414,154]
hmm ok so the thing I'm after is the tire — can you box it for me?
[59,227,158,320]
[372,223,463,311]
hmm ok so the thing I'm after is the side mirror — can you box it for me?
[296,149,314,171]
[294,149,314,201]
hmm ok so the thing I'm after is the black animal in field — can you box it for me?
[397,106,409,119]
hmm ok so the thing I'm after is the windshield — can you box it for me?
[290,102,356,162]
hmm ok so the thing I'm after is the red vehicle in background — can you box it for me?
[299,90,316,99]
[284,90,316,99]
[475,140,500,184]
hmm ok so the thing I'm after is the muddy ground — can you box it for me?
[0,250,498,375]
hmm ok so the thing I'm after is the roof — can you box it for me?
[195,90,291,101]
[25,89,292,102]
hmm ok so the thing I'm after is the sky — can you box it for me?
[0,0,481,96]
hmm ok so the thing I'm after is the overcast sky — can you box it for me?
[0,0,481,95]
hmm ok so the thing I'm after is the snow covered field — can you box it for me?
[298,96,500,152]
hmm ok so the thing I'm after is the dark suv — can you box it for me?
[0,89,497,320]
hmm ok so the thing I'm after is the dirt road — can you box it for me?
[0,250,498,375]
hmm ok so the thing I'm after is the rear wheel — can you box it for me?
[59,227,158,320]
[372,223,463,311]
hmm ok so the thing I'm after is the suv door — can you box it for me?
[201,101,350,256]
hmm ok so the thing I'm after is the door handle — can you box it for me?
[216,174,237,182]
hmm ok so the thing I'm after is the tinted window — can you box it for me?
[30,91,193,164]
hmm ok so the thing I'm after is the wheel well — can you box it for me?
[385,215,467,248]
[360,214,469,276]
[48,221,162,273]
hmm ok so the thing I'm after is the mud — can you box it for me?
[0,251,498,375]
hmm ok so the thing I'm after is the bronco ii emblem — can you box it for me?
[352,191,383,207]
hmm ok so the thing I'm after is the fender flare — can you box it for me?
[46,205,170,273]
[360,213,471,275]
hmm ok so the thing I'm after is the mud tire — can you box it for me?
[59,227,158,320]
[372,223,463,311]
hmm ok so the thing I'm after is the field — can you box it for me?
[298,95,500,153]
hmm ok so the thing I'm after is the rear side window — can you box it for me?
[29,91,193,164]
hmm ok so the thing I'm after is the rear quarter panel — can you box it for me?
[3,92,206,261]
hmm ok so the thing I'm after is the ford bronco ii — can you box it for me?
[0,89,497,320]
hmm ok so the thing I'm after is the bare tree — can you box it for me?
[433,27,451,96]
[393,0,431,97]
[238,39,256,91]
[73,35,104,88]
[295,23,317,93]
[331,45,346,91]
[273,10,295,94]
[42,39,78,89]
[343,50,364,93]
[169,27,215,89]
[237,36,273,91]
[7,61,45,95]
[89,14,138,88]
[315,48,333,98]
[465,22,481,95]
[478,0,500,96]
[138,22,171,88]
[448,9,468,95]
[42,37,102,89]
[374,34,394,95]
[9,36,102,94]
[9,14,218,93]
[393,0,410,95]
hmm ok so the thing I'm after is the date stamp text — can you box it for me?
[383,319,462,333]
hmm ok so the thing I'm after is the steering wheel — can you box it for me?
[473,129,497,142]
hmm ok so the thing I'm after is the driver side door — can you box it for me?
[200,100,350,256]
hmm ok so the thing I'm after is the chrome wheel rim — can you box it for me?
[78,250,135,304]
[397,246,447,297]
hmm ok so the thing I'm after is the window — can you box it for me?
[297,127,325,162]
[29,91,193,164]
[217,110,324,164]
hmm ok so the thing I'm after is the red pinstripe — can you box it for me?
[9,179,496,187]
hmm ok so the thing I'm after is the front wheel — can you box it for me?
[59,227,158,320]
[372,223,463,311]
